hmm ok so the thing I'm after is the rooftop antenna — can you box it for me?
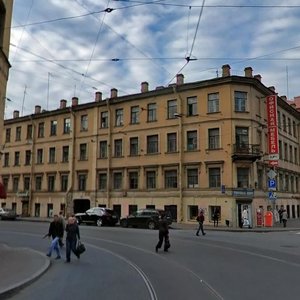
[286,66,289,99]
[47,72,51,110]
[21,85,27,116]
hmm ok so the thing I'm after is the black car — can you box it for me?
[120,209,172,230]
[75,207,119,227]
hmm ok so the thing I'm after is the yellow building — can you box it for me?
[0,0,13,141]
[1,64,300,227]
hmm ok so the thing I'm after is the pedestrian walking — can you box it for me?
[65,216,81,263]
[282,209,288,228]
[212,209,220,227]
[58,211,66,248]
[45,215,64,259]
[278,206,284,223]
[155,212,170,252]
[196,210,206,236]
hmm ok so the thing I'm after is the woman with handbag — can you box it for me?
[65,216,81,263]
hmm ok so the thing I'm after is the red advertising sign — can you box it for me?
[266,95,279,166]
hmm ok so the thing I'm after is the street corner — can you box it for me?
[0,244,51,297]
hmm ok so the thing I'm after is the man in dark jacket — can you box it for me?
[46,215,64,259]
[65,216,81,263]
[196,210,206,236]
[155,213,170,252]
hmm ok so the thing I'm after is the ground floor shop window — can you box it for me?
[12,202,17,213]
[35,203,40,217]
[146,205,155,209]
[189,205,198,220]
[129,205,137,215]
[209,206,221,221]
[47,203,53,218]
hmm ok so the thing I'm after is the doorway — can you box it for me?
[237,202,252,228]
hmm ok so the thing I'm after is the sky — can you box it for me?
[5,0,300,119]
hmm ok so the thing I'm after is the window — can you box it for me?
[288,118,292,135]
[35,176,42,191]
[293,121,297,137]
[187,130,197,151]
[13,177,19,192]
[3,153,9,167]
[279,140,283,159]
[129,205,138,215]
[146,171,156,189]
[14,151,20,166]
[236,127,249,147]
[80,115,88,131]
[289,145,293,163]
[62,146,69,162]
[129,172,138,189]
[79,143,87,160]
[2,177,8,192]
[130,137,138,156]
[16,126,21,141]
[167,100,177,119]
[38,122,44,138]
[131,106,139,124]
[78,174,87,191]
[208,93,219,113]
[48,147,56,163]
[282,114,287,132]
[187,96,197,116]
[208,128,220,149]
[98,173,107,190]
[113,172,122,189]
[209,168,221,188]
[50,120,57,136]
[234,91,247,112]
[61,174,68,192]
[115,109,124,126]
[24,177,30,191]
[284,143,288,161]
[25,150,31,165]
[48,175,55,192]
[37,149,43,164]
[277,112,281,129]
[189,205,199,221]
[285,174,289,191]
[210,206,221,222]
[167,133,177,152]
[63,118,71,134]
[26,124,33,139]
[294,147,298,165]
[5,128,11,143]
[114,139,122,157]
[165,170,177,188]
[257,169,263,190]
[147,135,158,154]
[101,111,108,128]
[147,103,157,122]
[99,141,108,158]
[237,168,249,188]
[187,168,198,188]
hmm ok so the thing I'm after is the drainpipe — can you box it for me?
[106,99,112,208]
[29,116,35,216]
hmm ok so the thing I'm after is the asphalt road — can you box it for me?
[0,221,299,300]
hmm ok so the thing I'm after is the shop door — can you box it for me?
[237,202,252,228]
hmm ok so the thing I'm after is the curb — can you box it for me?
[0,248,51,298]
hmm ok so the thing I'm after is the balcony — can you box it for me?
[232,144,262,162]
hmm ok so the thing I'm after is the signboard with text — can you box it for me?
[266,95,279,166]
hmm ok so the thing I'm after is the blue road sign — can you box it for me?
[268,191,277,200]
[268,179,276,190]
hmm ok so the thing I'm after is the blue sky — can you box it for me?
[5,0,300,118]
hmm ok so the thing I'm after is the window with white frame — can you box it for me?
[208,93,219,113]
[187,130,197,151]
[63,118,71,134]
[187,168,198,188]
[99,141,108,158]
[208,128,220,149]
[101,111,108,128]
[114,139,122,157]
[167,99,177,119]
[209,168,221,188]
[131,106,139,124]
[234,91,247,112]
[187,96,197,116]
[147,103,157,122]
[167,132,177,153]
[115,109,124,126]
[165,170,177,188]
[237,168,249,188]
[80,115,88,131]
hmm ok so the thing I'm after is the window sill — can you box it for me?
[234,110,249,113]
[165,151,179,154]
[205,148,222,151]
[185,149,200,153]
[145,152,160,156]
[207,111,220,114]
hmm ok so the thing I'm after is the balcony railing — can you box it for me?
[232,144,262,162]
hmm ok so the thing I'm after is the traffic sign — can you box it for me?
[267,169,277,179]
[268,179,276,190]
[268,191,277,200]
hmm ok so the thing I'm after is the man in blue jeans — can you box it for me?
[46,215,64,259]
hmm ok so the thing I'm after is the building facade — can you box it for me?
[1,64,300,226]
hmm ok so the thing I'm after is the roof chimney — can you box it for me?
[244,67,253,77]
[95,91,102,102]
[222,64,231,77]
[268,86,276,93]
[141,82,149,93]
[72,97,79,107]
[35,105,41,114]
[60,99,67,109]
[13,110,19,118]
[110,88,118,98]
[176,74,184,85]
[254,74,262,82]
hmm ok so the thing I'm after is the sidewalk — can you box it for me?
[0,244,50,298]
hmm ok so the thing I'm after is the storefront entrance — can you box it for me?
[237,201,252,228]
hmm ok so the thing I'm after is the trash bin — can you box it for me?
[264,211,273,227]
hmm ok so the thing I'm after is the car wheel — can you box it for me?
[148,221,156,230]
[96,218,103,227]
[120,219,128,228]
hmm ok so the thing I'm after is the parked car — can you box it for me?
[120,209,172,230]
[0,208,18,220]
[75,207,119,227]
